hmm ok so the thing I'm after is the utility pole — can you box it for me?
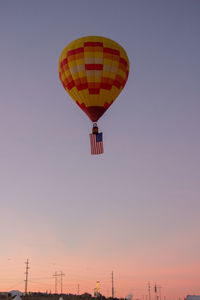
[53,272,58,293]
[148,282,151,300]
[155,283,157,300]
[111,271,114,298]
[24,259,30,295]
[78,284,80,295]
[60,271,65,294]
[158,286,162,300]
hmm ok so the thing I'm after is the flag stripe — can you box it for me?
[89,134,104,155]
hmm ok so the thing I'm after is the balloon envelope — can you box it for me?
[58,36,129,122]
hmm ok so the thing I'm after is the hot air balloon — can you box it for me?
[58,36,129,154]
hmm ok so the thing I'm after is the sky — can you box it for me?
[0,1,200,299]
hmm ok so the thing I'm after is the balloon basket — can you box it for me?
[89,123,104,155]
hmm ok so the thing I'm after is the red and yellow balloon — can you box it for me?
[58,36,129,123]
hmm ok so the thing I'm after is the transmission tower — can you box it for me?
[24,259,30,295]
[53,272,58,293]
[60,271,65,294]
[112,271,114,298]
[148,282,151,300]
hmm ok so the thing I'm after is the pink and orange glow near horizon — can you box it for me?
[0,1,200,300]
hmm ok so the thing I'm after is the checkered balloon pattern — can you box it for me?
[59,36,129,122]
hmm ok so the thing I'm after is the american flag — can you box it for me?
[89,133,104,155]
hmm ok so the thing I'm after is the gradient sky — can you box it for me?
[0,1,200,299]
